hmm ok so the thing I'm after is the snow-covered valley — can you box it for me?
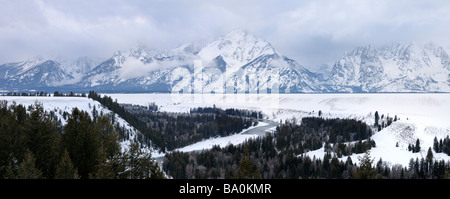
[1,93,449,168]
[105,93,450,167]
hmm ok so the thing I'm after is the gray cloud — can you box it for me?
[1,0,449,69]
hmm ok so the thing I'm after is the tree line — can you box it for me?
[0,100,164,179]
[190,106,263,120]
[52,91,86,97]
[2,91,50,97]
[1,91,87,97]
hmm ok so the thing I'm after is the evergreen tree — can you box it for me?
[433,137,438,152]
[0,102,28,177]
[374,111,379,128]
[89,145,116,179]
[234,147,261,179]
[414,139,421,153]
[62,108,101,179]
[94,116,121,159]
[439,139,445,154]
[92,105,98,123]
[355,151,375,179]
[426,147,433,164]
[3,162,16,179]
[55,150,79,179]
[17,150,42,179]
[123,142,164,179]
[24,102,60,179]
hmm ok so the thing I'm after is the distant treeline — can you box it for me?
[1,91,86,97]
[190,106,263,120]
[88,91,260,152]
[52,91,86,97]
[163,117,450,179]
[2,91,50,96]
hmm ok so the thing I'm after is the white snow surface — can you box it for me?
[106,93,450,166]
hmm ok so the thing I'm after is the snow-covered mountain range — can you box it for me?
[73,30,320,93]
[1,30,449,93]
[327,42,450,92]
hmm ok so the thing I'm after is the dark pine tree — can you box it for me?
[374,111,379,128]
[414,139,421,153]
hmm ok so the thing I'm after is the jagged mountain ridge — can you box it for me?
[328,42,450,92]
[0,57,73,90]
[0,30,449,93]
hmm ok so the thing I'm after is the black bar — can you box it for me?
[1,179,446,198]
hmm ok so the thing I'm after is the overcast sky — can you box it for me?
[1,0,450,70]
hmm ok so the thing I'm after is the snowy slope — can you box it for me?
[0,96,153,155]
[305,120,450,167]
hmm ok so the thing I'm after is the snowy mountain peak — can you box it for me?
[224,29,251,38]
[129,44,149,58]
[18,56,48,72]
[198,30,276,68]
[128,44,161,60]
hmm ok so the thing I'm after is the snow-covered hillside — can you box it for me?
[106,93,450,166]
[0,96,148,155]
